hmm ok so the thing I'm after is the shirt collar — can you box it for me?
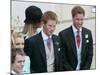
[72,25,82,33]
[11,70,17,75]
[41,30,52,41]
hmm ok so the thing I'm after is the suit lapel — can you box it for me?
[81,28,86,58]
[52,35,58,62]
[37,32,47,63]
[69,26,77,59]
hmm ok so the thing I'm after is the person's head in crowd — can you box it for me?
[11,30,18,49]
[23,6,43,38]
[15,33,24,50]
[11,48,25,74]
[71,6,85,30]
[41,11,58,37]
[11,31,24,50]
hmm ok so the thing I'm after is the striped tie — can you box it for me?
[76,30,80,48]
[47,37,51,51]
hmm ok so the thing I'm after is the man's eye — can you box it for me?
[22,43,24,45]
[16,43,20,45]
[18,60,25,63]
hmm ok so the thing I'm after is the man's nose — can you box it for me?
[79,20,83,25]
[19,45,23,49]
[51,26,55,31]
[21,61,24,66]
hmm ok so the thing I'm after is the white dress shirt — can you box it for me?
[72,25,82,70]
[41,30,55,72]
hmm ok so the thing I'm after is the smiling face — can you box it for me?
[71,6,85,30]
[43,19,56,36]
[15,37,24,50]
[72,13,84,30]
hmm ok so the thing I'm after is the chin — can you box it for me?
[77,26,81,29]
[47,33,51,36]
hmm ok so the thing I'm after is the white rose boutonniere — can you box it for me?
[55,41,60,51]
[86,40,89,43]
[58,48,60,51]
[55,41,59,46]
[85,34,88,39]
[85,34,89,43]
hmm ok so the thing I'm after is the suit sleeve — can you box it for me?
[81,31,93,70]
[24,38,36,73]
[59,32,73,70]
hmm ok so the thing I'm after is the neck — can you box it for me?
[43,30,50,37]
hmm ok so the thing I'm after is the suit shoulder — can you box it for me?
[59,26,71,35]
[52,34,58,39]
[82,27,92,33]
[25,33,40,43]
[53,34,58,37]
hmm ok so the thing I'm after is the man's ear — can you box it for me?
[36,21,44,28]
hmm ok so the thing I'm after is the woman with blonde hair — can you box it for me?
[22,6,43,39]
[11,32,31,74]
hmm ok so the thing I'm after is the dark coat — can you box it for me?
[59,26,93,70]
[24,32,61,73]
